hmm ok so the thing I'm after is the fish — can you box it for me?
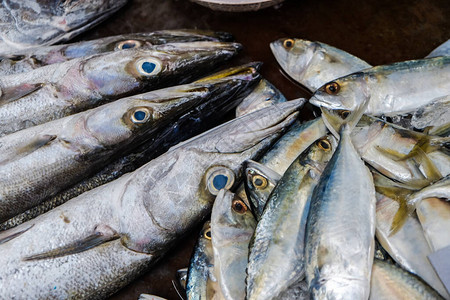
[235,78,287,117]
[0,29,235,76]
[0,41,241,136]
[138,295,168,300]
[0,0,128,55]
[408,175,450,207]
[305,101,376,299]
[246,134,337,300]
[211,189,256,300]
[427,39,450,58]
[0,99,302,299]
[370,259,443,300]
[0,64,260,224]
[372,172,448,298]
[270,38,371,92]
[186,221,217,300]
[310,56,450,116]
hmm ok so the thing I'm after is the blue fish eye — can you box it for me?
[133,110,147,121]
[213,174,228,191]
[121,42,135,49]
[142,62,156,74]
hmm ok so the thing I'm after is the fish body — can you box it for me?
[0,41,240,136]
[427,39,450,58]
[0,0,128,54]
[0,100,302,299]
[370,259,443,300]
[246,135,337,300]
[211,190,256,300]
[0,66,259,223]
[310,56,450,115]
[270,38,371,91]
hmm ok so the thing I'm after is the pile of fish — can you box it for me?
[0,4,448,299]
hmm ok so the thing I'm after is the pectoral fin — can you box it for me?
[0,224,34,245]
[0,83,44,105]
[0,134,56,165]
[23,225,119,261]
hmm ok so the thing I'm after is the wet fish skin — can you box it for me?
[310,56,450,115]
[211,190,256,300]
[0,29,235,76]
[370,259,443,300]
[235,78,287,117]
[0,41,241,136]
[0,65,260,224]
[0,0,128,54]
[0,63,261,231]
[246,135,337,300]
[0,100,302,299]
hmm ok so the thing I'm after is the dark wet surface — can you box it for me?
[73,0,450,298]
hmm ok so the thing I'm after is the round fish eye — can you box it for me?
[116,40,142,50]
[324,82,340,95]
[136,57,162,76]
[205,166,235,195]
[252,174,268,189]
[283,39,295,49]
[339,110,350,119]
[232,199,248,214]
[130,107,152,124]
[316,138,332,151]
[203,227,212,240]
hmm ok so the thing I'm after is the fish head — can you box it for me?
[302,134,338,172]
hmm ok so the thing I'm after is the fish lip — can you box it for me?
[309,95,342,110]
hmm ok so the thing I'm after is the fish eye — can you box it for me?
[283,39,295,49]
[136,57,162,76]
[316,138,331,151]
[116,40,142,50]
[206,166,235,195]
[252,175,268,189]
[324,82,340,95]
[130,107,152,124]
[203,227,212,240]
[232,199,248,214]
[339,110,350,119]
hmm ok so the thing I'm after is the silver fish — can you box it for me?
[0,65,260,223]
[310,56,450,115]
[270,38,371,91]
[0,0,128,54]
[0,29,234,76]
[0,100,301,299]
[246,135,337,300]
[235,78,287,117]
[408,175,450,207]
[305,103,376,299]
[427,39,450,58]
[0,41,240,136]
[211,190,256,300]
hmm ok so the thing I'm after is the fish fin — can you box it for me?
[0,83,44,105]
[171,279,187,300]
[0,134,57,166]
[411,147,442,182]
[138,295,168,300]
[0,224,34,245]
[22,225,119,261]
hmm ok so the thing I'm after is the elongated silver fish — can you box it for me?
[0,29,234,76]
[235,78,287,117]
[0,41,240,136]
[270,38,371,91]
[370,259,443,300]
[0,63,261,231]
[0,100,302,299]
[0,65,260,223]
[0,0,128,54]
[246,135,337,300]
[408,175,450,207]
[305,103,376,299]
[211,189,255,300]
[310,56,450,115]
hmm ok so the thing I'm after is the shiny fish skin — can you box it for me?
[0,63,261,231]
[427,39,450,58]
[270,38,371,91]
[0,0,128,54]
[370,259,443,300]
[211,190,255,300]
[0,41,240,136]
[0,29,235,76]
[310,56,450,115]
[246,135,337,300]
[0,67,260,223]
[305,122,376,299]
[235,78,287,117]
[0,100,302,299]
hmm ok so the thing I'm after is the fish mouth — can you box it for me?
[309,95,343,110]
